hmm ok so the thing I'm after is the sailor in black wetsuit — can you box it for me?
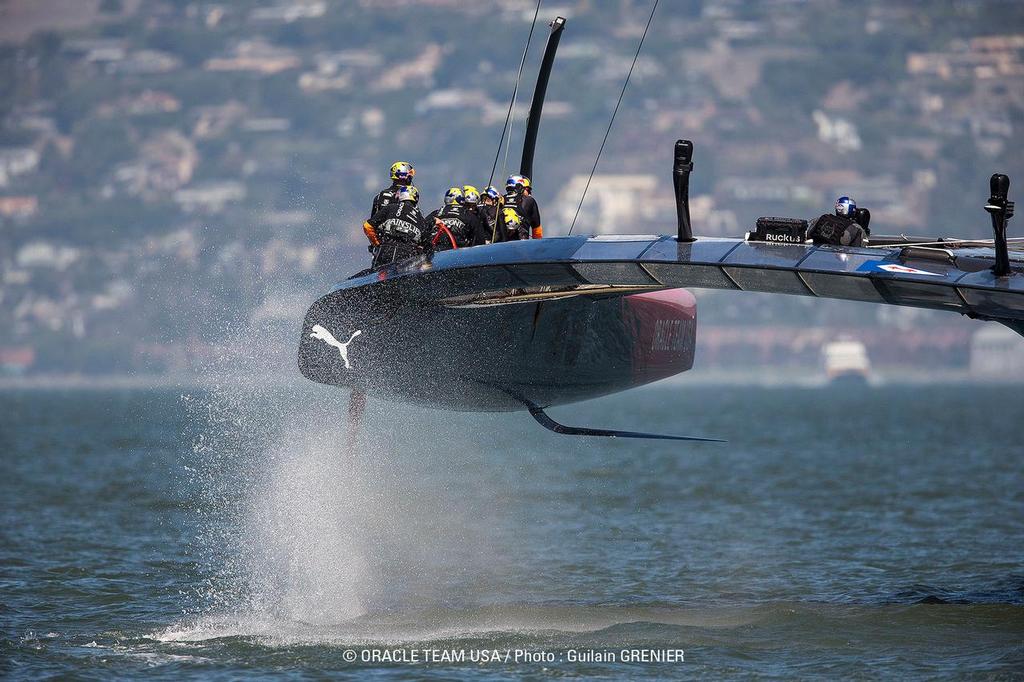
[363,185,429,267]
[458,185,490,247]
[425,186,462,224]
[370,161,416,218]
[808,195,867,247]
[499,208,525,243]
[497,174,542,241]
[480,185,500,243]
[427,187,467,250]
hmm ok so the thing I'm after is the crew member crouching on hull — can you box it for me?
[363,185,430,267]
[497,174,542,241]
[808,195,868,247]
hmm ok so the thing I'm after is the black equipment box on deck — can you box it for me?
[747,217,808,245]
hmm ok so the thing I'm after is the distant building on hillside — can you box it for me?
[192,101,249,139]
[0,347,34,375]
[374,44,442,91]
[205,40,301,75]
[16,242,79,270]
[102,90,181,116]
[241,117,292,133]
[298,49,382,93]
[555,175,738,235]
[907,34,1024,80]
[0,148,40,187]
[107,50,181,75]
[719,176,819,205]
[0,196,38,220]
[174,181,247,213]
[555,174,660,234]
[298,71,352,93]
[63,38,127,63]
[416,89,492,113]
[312,49,382,71]
[812,110,862,152]
[970,325,1024,380]
[111,131,198,198]
[250,1,326,23]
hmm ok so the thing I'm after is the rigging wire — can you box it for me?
[500,99,517,182]
[568,0,659,235]
[487,0,543,190]
[862,237,1024,249]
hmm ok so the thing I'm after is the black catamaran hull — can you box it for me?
[299,270,696,412]
[299,233,1024,412]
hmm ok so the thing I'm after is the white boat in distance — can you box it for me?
[823,339,871,384]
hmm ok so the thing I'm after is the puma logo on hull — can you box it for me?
[310,324,361,369]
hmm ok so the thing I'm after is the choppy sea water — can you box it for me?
[2,381,1022,678]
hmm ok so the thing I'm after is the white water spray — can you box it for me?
[165,313,517,643]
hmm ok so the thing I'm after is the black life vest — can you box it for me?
[372,183,403,217]
[502,191,532,239]
[480,203,497,232]
[808,214,866,247]
[378,202,426,244]
[435,204,469,244]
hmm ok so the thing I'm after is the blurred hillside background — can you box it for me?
[2,0,1024,380]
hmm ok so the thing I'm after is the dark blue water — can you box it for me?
[2,382,1023,678]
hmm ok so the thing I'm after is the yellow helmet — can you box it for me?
[397,185,419,204]
[390,161,415,183]
[502,207,522,231]
[443,186,463,206]
[462,185,480,205]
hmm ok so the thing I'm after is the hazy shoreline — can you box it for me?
[2,368,1022,390]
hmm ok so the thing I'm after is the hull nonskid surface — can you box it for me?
[329,235,1024,324]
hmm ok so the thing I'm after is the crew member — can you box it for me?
[363,185,429,267]
[427,186,470,250]
[498,174,542,241]
[835,196,857,221]
[480,185,501,242]
[459,185,490,246]
[426,186,463,225]
[839,195,871,238]
[807,195,867,247]
[500,208,525,243]
[518,176,542,238]
[370,161,416,218]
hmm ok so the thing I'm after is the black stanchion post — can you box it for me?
[985,173,1014,277]
[674,139,695,242]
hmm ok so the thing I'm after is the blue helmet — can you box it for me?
[835,196,857,218]
[506,174,531,192]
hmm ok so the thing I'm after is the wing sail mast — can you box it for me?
[519,16,566,182]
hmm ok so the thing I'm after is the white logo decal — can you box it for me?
[877,264,943,276]
[310,324,362,369]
